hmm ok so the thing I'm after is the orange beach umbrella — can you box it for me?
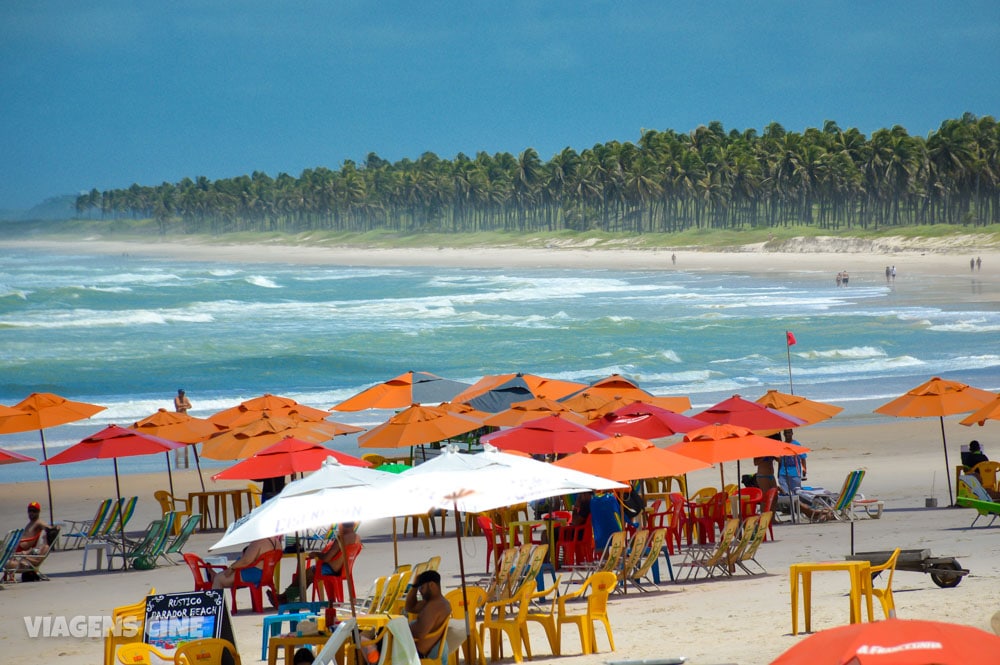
[564,374,691,413]
[130,408,227,491]
[0,392,106,523]
[554,434,710,482]
[201,413,362,460]
[482,396,587,428]
[959,393,1000,427]
[208,393,333,428]
[875,376,994,505]
[754,389,844,427]
[358,404,482,449]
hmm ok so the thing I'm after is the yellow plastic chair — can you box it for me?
[444,586,487,665]
[362,453,388,467]
[866,547,902,620]
[971,461,1000,492]
[479,584,534,663]
[556,571,616,655]
[115,642,172,664]
[246,483,262,509]
[153,490,191,535]
[103,588,154,665]
[525,574,562,656]
[418,618,450,665]
[173,637,242,664]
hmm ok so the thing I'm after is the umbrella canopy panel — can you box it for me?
[554,434,710,482]
[590,401,704,439]
[358,404,482,449]
[480,414,605,455]
[332,371,472,411]
[212,436,371,480]
[693,394,806,431]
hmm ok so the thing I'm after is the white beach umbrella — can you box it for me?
[209,458,400,550]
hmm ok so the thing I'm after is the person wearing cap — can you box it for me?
[404,569,451,658]
[17,502,49,553]
[174,389,192,414]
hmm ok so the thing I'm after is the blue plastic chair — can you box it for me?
[261,601,327,660]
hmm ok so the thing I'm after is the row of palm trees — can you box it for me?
[75,114,1000,235]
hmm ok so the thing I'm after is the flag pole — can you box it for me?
[785,331,795,394]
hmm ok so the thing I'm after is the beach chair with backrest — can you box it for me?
[158,513,202,566]
[811,470,865,521]
[525,574,562,657]
[444,586,488,665]
[6,525,59,582]
[674,517,740,581]
[957,474,1000,527]
[563,531,626,592]
[60,498,113,550]
[736,512,772,575]
[313,618,358,665]
[625,527,667,592]
[970,461,1000,492]
[725,515,759,575]
[0,528,26,586]
[615,529,649,592]
[109,518,169,570]
[480,582,535,663]
[510,544,549,599]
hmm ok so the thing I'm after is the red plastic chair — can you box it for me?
[738,487,764,519]
[476,515,508,574]
[230,549,281,614]
[312,542,363,603]
[574,515,596,564]
[659,493,691,554]
[691,492,728,544]
[759,487,778,541]
[182,552,225,592]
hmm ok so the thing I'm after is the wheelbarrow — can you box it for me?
[845,549,968,588]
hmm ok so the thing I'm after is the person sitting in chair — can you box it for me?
[270,522,360,605]
[212,535,282,589]
[17,502,49,553]
[962,440,989,468]
[404,570,452,658]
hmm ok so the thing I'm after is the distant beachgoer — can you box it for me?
[174,389,192,414]
[885,266,891,282]
[835,272,842,287]
[777,429,807,495]
[754,456,777,494]
[842,270,849,285]
[977,257,982,271]
[671,253,677,265]
[891,265,896,280]
[971,258,976,271]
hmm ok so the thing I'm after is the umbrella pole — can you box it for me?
[164,451,175,497]
[114,458,127,570]
[192,445,206,491]
[453,500,473,665]
[392,518,398,569]
[38,429,55,524]
[939,416,954,506]
[295,530,307,607]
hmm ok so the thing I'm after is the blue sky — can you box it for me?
[2,1,998,210]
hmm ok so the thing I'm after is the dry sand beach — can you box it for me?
[1,235,999,664]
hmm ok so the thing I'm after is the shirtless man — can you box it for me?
[17,502,49,553]
[271,522,361,604]
[212,535,282,589]
[174,389,192,414]
[404,570,452,658]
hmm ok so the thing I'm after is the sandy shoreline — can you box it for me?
[2,236,999,284]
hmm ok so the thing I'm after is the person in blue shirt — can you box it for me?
[777,429,808,494]
[590,491,623,551]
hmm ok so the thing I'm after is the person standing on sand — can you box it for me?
[174,389,191,414]
[891,265,896,281]
[671,253,676,265]
[977,257,982,271]
[754,456,777,494]
[971,258,976,271]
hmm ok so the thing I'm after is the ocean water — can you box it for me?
[1,245,998,484]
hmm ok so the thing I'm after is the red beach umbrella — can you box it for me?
[667,423,810,487]
[770,618,1000,665]
[42,425,185,559]
[212,436,371,481]
[693,394,806,431]
[590,401,704,439]
[0,446,36,464]
[480,413,605,455]
[0,392,107,523]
